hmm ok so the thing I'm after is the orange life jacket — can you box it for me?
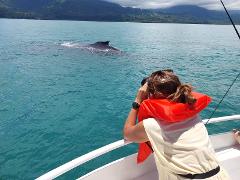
[137,92,212,163]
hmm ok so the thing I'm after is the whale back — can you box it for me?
[88,41,119,51]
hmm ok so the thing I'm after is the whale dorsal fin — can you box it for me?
[101,41,110,45]
[94,41,110,45]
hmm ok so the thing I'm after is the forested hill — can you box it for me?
[0,0,239,24]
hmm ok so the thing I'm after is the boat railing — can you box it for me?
[36,115,240,180]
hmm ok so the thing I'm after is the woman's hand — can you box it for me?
[135,83,148,104]
[123,83,149,143]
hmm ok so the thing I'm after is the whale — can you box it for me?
[87,41,120,51]
[61,41,121,53]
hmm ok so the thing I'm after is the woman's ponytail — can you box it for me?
[168,84,196,105]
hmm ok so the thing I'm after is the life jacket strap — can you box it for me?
[145,141,153,152]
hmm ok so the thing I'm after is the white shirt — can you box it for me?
[143,115,230,180]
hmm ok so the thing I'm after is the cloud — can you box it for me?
[105,0,240,10]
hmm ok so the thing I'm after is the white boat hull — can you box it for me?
[79,132,240,180]
[37,115,240,180]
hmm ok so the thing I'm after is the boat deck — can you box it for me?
[217,144,240,179]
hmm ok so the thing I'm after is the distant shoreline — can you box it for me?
[1,2,240,26]
[1,17,239,25]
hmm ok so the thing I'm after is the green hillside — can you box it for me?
[0,0,239,24]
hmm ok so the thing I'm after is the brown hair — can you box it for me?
[147,70,196,105]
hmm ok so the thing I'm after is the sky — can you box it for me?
[105,0,240,10]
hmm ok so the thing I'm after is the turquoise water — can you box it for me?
[0,19,239,179]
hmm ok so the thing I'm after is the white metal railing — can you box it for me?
[36,140,131,180]
[36,115,240,180]
[202,115,240,124]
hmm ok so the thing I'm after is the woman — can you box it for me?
[123,70,230,179]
